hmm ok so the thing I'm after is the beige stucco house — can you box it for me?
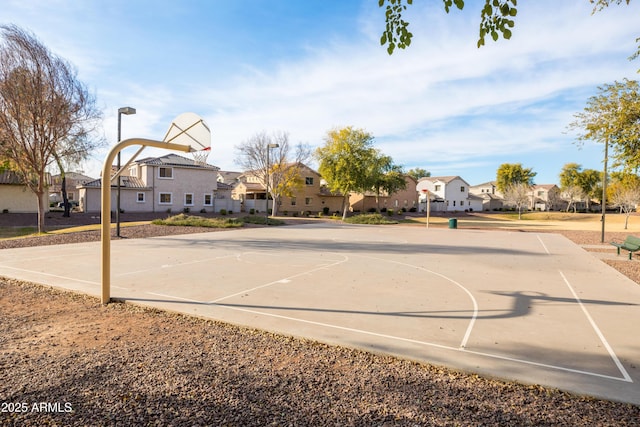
[349,176,419,212]
[0,171,49,213]
[230,163,343,215]
[78,154,220,213]
[469,181,504,211]
[49,172,94,205]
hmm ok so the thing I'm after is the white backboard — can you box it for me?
[163,112,210,152]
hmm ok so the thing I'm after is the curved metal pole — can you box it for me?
[101,138,191,304]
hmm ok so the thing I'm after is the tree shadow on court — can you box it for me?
[120,291,636,322]
[142,235,545,257]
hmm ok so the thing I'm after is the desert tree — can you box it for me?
[609,172,640,229]
[503,182,530,219]
[496,163,536,194]
[234,130,311,216]
[406,167,431,181]
[0,25,103,231]
[561,185,587,213]
[315,127,379,220]
[570,79,640,172]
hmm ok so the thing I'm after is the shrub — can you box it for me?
[387,209,394,216]
[409,207,417,212]
[220,209,227,216]
[240,215,285,226]
[183,207,190,213]
[368,207,377,213]
[249,208,255,215]
[200,208,207,213]
[152,214,242,228]
[323,206,330,215]
[344,213,398,225]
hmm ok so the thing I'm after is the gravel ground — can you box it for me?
[1,219,640,425]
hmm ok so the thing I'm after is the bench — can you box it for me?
[610,235,640,260]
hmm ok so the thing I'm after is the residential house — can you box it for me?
[78,153,221,213]
[469,181,504,211]
[231,163,344,215]
[49,172,94,205]
[0,170,50,213]
[416,176,482,212]
[349,176,419,212]
[528,184,562,211]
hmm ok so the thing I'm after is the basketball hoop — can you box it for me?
[192,146,211,166]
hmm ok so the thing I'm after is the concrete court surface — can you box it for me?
[1,222,640,405]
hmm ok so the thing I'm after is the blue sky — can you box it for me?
[3,0,639,185]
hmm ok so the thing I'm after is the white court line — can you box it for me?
[357,254,478,349]
[209,253,350,304]
[146,292,204,304]
[116,253,240,277]
[209,303,631,382]
[0,265,99,286]
[559,270,632,382]
[536,234,551,255]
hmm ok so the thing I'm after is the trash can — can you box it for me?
[448,218,458,229]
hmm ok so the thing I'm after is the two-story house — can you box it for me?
[49,172,94,206]
[416,176,482,212]
[349,175,419,212]
[528,184,562,211]
[231,163,343,215]
[469,181,504,211]
[78,153,219,213]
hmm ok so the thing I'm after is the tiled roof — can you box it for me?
[136,153,219,170]
[0,171,52,185]
[80,176,148,189]
[0,171,22,185]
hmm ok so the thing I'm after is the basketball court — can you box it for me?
[1,222,639,404]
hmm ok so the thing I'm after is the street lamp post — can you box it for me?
[116,106,136,237]
[601,137,609,243]
[265,143,279,224]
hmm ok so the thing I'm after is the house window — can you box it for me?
[130,167,137,177]
[460,186,465,192]
[435,185,441,191]
[305,177,314,185]
[137,192,145,203]
[159,167,173,179]
[184,193,194,206]
[159,192,172,204]
[291,197,297,206]
[68,192,75,201]
[305,197,312,205]
[204,194,212,206]
[538,191,544,196]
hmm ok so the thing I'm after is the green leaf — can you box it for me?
[380,33,387,45]
[503,28,512,39]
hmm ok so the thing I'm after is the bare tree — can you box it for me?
[0,25,103,231]
[235,131,311,216]
[561,185,586,213]
[503,183,530,219]
[610,184,640,229]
